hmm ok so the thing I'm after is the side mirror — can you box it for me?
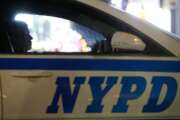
[111,32,146,51]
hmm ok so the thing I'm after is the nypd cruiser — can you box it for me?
[0,0,180,120]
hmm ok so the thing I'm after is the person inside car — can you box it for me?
[8,21,32,53]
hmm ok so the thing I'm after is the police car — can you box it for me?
[0,0,180,120]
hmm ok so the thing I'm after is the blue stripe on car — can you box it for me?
[0,58,179,72]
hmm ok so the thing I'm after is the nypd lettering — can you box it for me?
[47,76,177,114]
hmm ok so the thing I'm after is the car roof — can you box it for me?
[77,0,180,57]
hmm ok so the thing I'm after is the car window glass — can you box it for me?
[13,13,107,53]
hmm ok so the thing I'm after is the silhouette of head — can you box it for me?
[9,21,32,52]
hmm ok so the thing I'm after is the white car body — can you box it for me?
[0,0,180,120]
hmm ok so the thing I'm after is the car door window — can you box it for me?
[14,13,106,53]
[13,13,146,55]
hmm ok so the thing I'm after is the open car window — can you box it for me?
[14,13,107,53]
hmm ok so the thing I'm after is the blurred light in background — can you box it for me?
[15,13,91,52]
[108,0,175,32]
[111,0,122,9]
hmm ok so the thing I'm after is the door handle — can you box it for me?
[11,72,53,78]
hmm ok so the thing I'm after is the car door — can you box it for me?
[1,55,179,120]
[0,68,55,120]
[0,1,180,120]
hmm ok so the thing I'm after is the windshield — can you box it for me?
[102,0,180,40]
